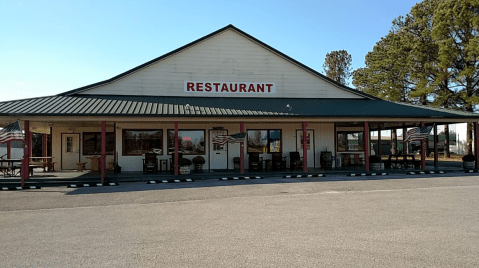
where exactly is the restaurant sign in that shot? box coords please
[184,81,276,94]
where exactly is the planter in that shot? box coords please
[195,164,203,171]
[179,166,190,175]
[370,163,381,171]
[320,152,333,168]
[463,161,475,169]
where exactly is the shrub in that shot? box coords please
[192,156,205,165]
[179,158,192,166]
[462,154,475,162]
[369,155,381,163]
[233,157,241,163]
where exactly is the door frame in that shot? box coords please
[295,129,315,168]
[208,129,229,170]
[61,133,81,170]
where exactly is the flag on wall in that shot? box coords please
[0,121,24,143]
[403,125,433,143]
[212,132,247,145]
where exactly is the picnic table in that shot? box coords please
[385,154,420,169]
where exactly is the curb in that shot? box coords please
[1,186,41,191]
[407,171,446,175]
[283,174,325,178]
[67,182,119,188]
[147,179,195,184]
[219,176,263,181]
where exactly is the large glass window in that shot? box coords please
[247,130,281,153]
[167,130,205,155]
[337,131,364,152]
[83,132,115,155]
[122,130,162,156]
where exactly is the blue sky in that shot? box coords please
[0,0,422,101]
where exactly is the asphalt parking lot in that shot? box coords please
[1,173,478,267]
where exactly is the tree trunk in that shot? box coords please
[391,129,397,155]
[444,124,450,158]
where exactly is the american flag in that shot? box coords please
[212,132,247,145]
[403,125,433,143]
[0,121,23,143]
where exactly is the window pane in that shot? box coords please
[123,130,162,155]
[167,130,205,155]
[337,133,346,151]
[247,130,268,153]
[83,132,115,155]
[66,137,73,152]
[269,130,281,152]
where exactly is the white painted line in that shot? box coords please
[307,175,312,177]
[149,181,156,184]
[2,187,8,190]
[439,171,445,174]
[420,172,425,174]
[221,178,227,180]
[16,187,22,190]
[244,177,250,179]
[351,174,356,176]
[162,180,168,183]
[233,177,239,180]
[84,184,90,187]
[371,173,376,176]
[174,180,180,183]
[109,183,116,186]
[296,175,302,178]
[69,185,77,188]
[96,183,103,186]
[361,173,366,176]
[382,173,387,175]
[286,175,291,178]
[186,179,192,182]
[255,176,261,179]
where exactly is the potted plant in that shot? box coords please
[179,158,192,175]
[369,155,381,171]
[462,154,475,169]
[233,157,241,170]
[192,156,205,171]
[320,147,332,168]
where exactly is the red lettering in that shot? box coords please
[187,82,195,91]
[266,84,273,92]
[239,84,247,92]
[196,83,203,92]
[231,84,237,92]
[205,83,212,92]
[248,84,256,92]
[257,84,264,92]
[221,83,229,92]
[213,83,220,92]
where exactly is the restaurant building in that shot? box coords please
[1,25,478,184]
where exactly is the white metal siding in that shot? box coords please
[81,30,363,99]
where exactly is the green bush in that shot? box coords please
[369,155,381,163]
[462,154,475,162]
[192,156,205,164]
[179,158,192,166]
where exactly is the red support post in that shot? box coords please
[421,122,426,170]
[21,120,30,186]
[364,121,370,171]
[101,121,106,184]
[240,122,245,174]
[7,141,11,159]
[174,121,179,176]
[302,121,308,173]
[434,125,438,167]
[43,134,47,158]
[475,122,479,169]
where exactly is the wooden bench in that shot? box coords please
[29,163,43,176]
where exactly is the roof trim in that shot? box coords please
[57,24,378,100]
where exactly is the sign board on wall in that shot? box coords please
[184,81,276,94]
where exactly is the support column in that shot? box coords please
[421,122,426,170]
[240,122,245,174]
[403,126,408,155]
[377,125,382,159]
[475,122,479,169]
[302,121,308,173]
[7,141,11,159]
[434,125,438,167]
[101,121,106,184]
[43,134,47,158]
[21,120,30,186]
[174,121,179,176]
[364,121,370,171]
